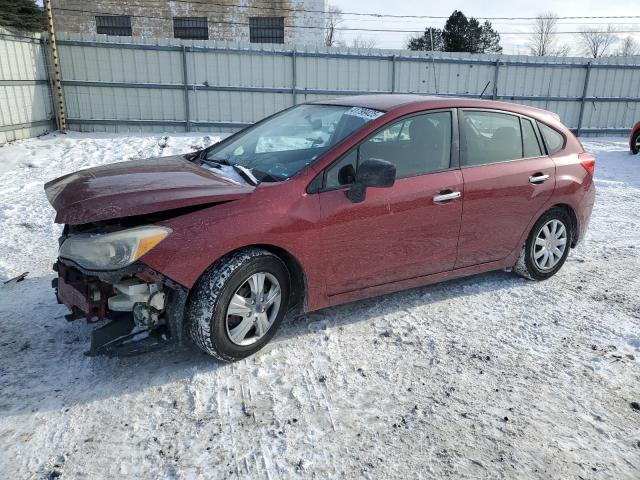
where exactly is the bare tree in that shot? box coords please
[578,25,618,58]
[528,12,556,56]
[615,36,640,56]
[348,36,377,49]
[528,13,571,56]
[325,5,343,47]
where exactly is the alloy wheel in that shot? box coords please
[225,272,282,346]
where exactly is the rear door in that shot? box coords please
[455,109,555,269]
[317,110,463,295]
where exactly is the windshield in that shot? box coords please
[204,104,384,182]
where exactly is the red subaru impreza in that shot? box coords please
[45,95,595,361]
[630,121,640,154]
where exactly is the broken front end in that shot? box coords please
[53,224,188,356]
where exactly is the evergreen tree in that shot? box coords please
[480,20,502,53]
[407,27,444,51]
[442,10,502,54]
[0,0,45,33]
[442,10,469,52]
[466,17,483,53]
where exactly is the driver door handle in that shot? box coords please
[529,173,550,184]
[433,191,461,203]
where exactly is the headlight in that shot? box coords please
[59,225,172,271]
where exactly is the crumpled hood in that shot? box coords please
[44,155,255,225]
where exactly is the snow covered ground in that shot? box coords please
[0,133,639,479]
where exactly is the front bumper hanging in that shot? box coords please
[53,260,188,356]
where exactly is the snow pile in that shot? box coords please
[0,134,639,478]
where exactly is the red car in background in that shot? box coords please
[45,95,596,361]
[630,121,640,154]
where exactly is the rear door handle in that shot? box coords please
[529,174,549,184]
[433,191,461,203]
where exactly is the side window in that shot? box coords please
[461,110,523,166]
[368,121,404,143]
[323,111,452,189]
[521,118,543,158]
[538,122,565,154]
[359,111,452,179]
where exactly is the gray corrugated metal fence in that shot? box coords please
[0,29,55,143]
[2,31,640,144]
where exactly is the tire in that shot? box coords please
[187,248,290,361]
[632,131,640,155]
[513,208,573,281]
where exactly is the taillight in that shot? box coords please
[579,153,595,176]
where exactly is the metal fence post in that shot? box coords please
[576,61,592,138]
[492,59,500,99]
[181,45,191,132]
[292,49,297,105]
[40,36,57,132]
[44,0,66,133]
[391,55,397,93]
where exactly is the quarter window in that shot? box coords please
[324,111,452,189]
[538,122,565,154]
[325,150,357,189]
[521,118,543,158]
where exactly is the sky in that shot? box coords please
[330,0,639,54]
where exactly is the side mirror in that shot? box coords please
[347,158,396,203]
[337,164,356,185]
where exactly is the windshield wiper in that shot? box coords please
[183,151,201,161]
[231,164,258,186]
[201,155,230,167]
[201,156,258,186]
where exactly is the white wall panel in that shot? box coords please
[0,29,53,143]
[2,30,639,144]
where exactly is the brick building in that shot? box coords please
[50,0,327,45]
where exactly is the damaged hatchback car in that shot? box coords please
[46,95,595,361]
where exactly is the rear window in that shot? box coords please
[538,122,565,154]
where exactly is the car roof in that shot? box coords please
[313,94,559,122]
[313,94,439,111]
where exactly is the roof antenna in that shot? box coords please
[479,81,491,98]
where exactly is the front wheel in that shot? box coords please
[187,248,290,361]
[514,208,573,281]
[632,131,640,155]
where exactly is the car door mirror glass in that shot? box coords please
[347,158,396,203]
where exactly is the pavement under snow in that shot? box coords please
[0,133,639,479]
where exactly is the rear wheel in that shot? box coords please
[187,248,290,361]
[632,131,640,155]
[514,208,573,281]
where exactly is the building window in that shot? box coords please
[173,17,209,40]
[249,17,285,44]
[95,16,132,36]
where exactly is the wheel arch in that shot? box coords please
[507,202,580,267]
[550,203,579,247]
[190,243,308,316]
[251,244,307,315]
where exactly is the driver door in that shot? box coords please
[317,110,463,296]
